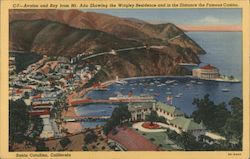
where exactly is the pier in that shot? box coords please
[69,99,156,106]
[63,115,111,122]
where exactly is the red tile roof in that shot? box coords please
[108,127,158,151]
[15,89,23,94]
[29,109,50,116]
[200,64,217,70]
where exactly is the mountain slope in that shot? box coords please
[9,20,200,80]
[10,20,140,57]
[9,9,205,55]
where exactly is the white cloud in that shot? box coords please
[195,16,224,25]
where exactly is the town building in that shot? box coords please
[40,115,61,139]
[169,117,206,140]
[128,102,184,121]
[9,56,16,77]
[155,102,184,120]
[128,102,153,121]
[128,102,205,139]
[192,64,220,80]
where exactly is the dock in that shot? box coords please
[63,115,110,122]
[69,99,156,106]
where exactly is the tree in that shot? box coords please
[103,119,116,135]
[59,137,71,149]
[84,131,97,144]
[103,105,131,135]
[9,99,30,145]
[192,94,230,133]
[223,97,243,150]
[36,140,49,151]
[110,105,131,125]
[30,116,43,138]
[181,132,202,151]
[146,110,158,125]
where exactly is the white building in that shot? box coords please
[192,64,220,80]
[128,102,205,139]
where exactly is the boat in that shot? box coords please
[174,83,178,86]
[186,83,191,87]
[175,93,183,98]
[149,89,154,92]
[154,93,160,96]
[190,80,196,83]
[154,81,160,84]
[197,81,203,85]
[221,88,230,92]
[150,82,154,85]
[166,92,172,95]
[165,80,176,84]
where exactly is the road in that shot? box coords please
[79,33,184,61]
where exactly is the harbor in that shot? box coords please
[75,76,242,128]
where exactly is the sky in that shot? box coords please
[81,9,242,26]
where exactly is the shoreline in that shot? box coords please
[70,75,241,102]
[61,107,83,134]
[111,75,241,84]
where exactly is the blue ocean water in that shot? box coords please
[77,32,243,127]
[187,32,242,80]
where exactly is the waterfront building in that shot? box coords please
[192,64,220,80]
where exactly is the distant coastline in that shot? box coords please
[179,25,242,32]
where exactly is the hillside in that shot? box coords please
[9,9,205,55]
[9,9,206,80]
[10,20,142,57]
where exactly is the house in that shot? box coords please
[128,102,205,139]
[192,64,220,80]
[128,102,153,121]
[128,102,184,121]
[169,117,206,140]
[155,102,184,120]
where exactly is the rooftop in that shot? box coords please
[200,64,218,70]
[128,102,153,111]
[170,117,205,131]
[156,102,184,115]
[108,127,158,151]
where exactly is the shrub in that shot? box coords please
[84,131,97,144]
[59,137,71,148]
[150,138,155,141]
